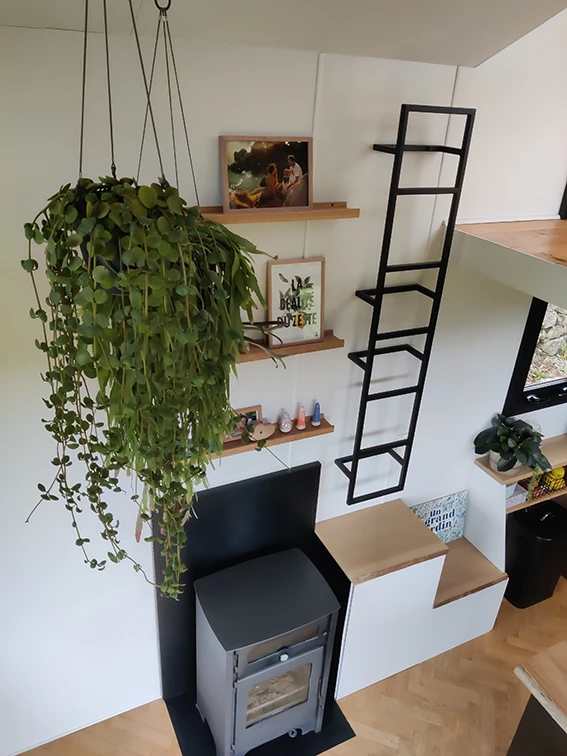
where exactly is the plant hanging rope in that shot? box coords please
[22,0,275,598]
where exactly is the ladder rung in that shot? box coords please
[397,187,459,196]
[336,439,408,469]
[375,327,429,341]
[386,261,442,272]
[349,344,423,368]
[355,289,377,305]
[389,448,405,465]
[406,345,424,361]
[383,284,436,298]
[356,284,436,303]
[351,484,404,506]
[405,104,476,116]
[348,352,367,370]
[334,457,352,480]
[359,439,408,460]
[373,144,462,156]
[367,385,419,402]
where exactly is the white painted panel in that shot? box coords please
[337,557,445,699]
[400,264,532,508]
[338,568,506,699]
[452,9,567,222]
[425,580,507,658]
[465,469,507,571]
[453,230,567,311]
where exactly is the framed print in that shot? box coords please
[224,405,262,443]
[267,258,325,348]
[220,136,313,214]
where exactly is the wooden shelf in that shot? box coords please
[315,498,448,585]
[215,415,333,458]
[506,488,567,514]
[239,329,344,363]
[433,537,507,608]
[475,434,567,486]
[201,202,360,225]
[515,641,567,733]
[456,220,567,269]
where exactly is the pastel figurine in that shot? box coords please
[296,405,306,431]
[279,411,293,434]
[311,402,321,427]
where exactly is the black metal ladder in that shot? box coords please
[335,103,476,506]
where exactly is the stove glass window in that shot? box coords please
[246,663,312,727]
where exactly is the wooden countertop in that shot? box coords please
[315,498,447,585]
[433,537,507,608]
[456,220,567,269]
[515,641,567,734]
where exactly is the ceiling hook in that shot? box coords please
[154,0,172,13]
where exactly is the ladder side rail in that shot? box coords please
[398,110,476,489]
[346,104,410,504]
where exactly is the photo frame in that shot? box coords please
[220,136,313,214]
[223,405,263,443]
[267,257,325,348]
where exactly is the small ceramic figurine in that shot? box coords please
[311,402,321,427]
[296,405,306,431]
[279,411,293,434]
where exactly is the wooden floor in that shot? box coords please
[25,579,567,756]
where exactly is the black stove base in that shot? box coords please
[166,693,354,756]
[155,463,355,755]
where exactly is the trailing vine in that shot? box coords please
[23,176,269,598]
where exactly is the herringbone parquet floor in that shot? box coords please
[25,579,567,756]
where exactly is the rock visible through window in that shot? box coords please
[526,304,567,387]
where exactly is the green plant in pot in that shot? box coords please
[473,414,551,474]
[23,176,271,598]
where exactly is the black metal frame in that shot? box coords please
[503,297,567,416]
[335,103,476,506]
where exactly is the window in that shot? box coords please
[503,298,567,415]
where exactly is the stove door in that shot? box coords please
[233,645,324,756]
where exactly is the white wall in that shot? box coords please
[453,8,567,222]
[2,8,567,755]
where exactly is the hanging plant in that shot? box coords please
[23,176,270,598]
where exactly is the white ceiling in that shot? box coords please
[2,0,567,67]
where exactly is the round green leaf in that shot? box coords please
[138,185,157,209]
[21,258,39,273]
[65,233,83,248]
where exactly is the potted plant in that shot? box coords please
[22,176,273,599]
[473,414,551,474]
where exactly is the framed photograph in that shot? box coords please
[267,258,325,348]
[220,136,313,214]
[224,405,262,443]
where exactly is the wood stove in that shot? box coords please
[194,549,340,756]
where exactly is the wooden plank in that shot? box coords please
[515,641,567,734]
[214,415,334,458]
[456,220,567,269]
[201,201,360,225]
[315,498,448,585]
[433,537,507,609]
[506,488,567,514]
[239,330,344,363]
[475,434,567,486]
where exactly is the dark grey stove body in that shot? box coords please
[194,549,340,756]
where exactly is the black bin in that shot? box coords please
[505,500,567,608]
